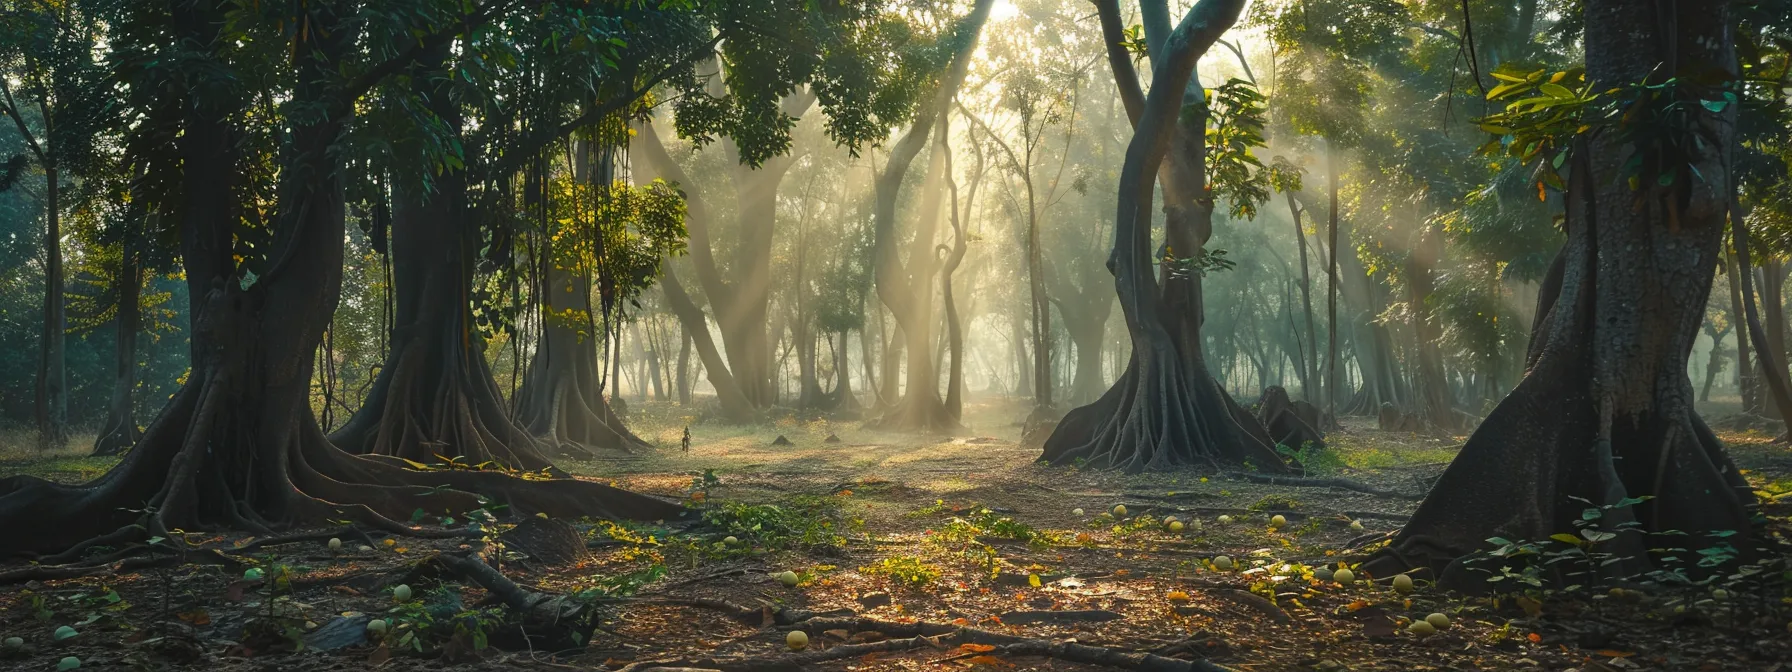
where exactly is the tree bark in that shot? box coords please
[1726,251,1758,411]
[1364,0,1753,586]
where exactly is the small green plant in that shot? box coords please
[1276,442,1346,476]
[700,495,849,553]
[860,555,940,588]
[1248,493,1303,512]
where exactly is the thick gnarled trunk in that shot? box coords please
[1042,0,1288,473]
[1365,0,1751,586]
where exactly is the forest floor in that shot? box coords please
[1,397,1789,671]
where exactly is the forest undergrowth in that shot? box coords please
[0,398,1787,672]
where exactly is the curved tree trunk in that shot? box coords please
[1365,0,1752,585]
[867,0,994,433]
[1,0,680,559]
[93,253,144,457]
[1042,0,1287,473]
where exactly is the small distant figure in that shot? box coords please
[681,426,691,455]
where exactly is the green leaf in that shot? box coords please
[1549,533,1585,546]
[1701,99,1729,112]
[1540,83,1576,99]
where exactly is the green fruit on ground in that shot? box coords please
[1169,521,1185,532]
[1270,514,1287,527]
[1213,556,1234,570]
[393,584,413,602]
[1425,613,1450,629]
[780,571,800,587]
[1407,620,1436,636]
[327,537,342,551]
[3,636,22,648]
[53,626,76,641]
[1112,505,1128,517]
[1333,568,1355,584]
[787,630,809,651]
[58,657,81,671]
[1393,574,1415,593]
[367,619,389,636]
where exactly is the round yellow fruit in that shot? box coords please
[787,630,809,651]
[1333,568,1355,584]
[1213,555,1234,571]
[1270,514,1287,528]
[1393,574,1415,593]
[1072,508,1084,516]
[328,537,342,551]
[1425,613,1450,629]
[1112,504,1128,517]
[779,571,800,587]
[1407,620,1436,636]
[1169,521,1185,532]
[723,535,739,546]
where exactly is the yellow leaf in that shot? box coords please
[1028,574,1042,588]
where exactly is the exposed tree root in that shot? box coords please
[1043,348,1290,473]
[0,548,243,586]
[1221,472,1423,500]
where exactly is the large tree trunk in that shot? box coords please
[1364,0,1752,586]
[93,254,144,457]
[35,164,67,450]
[329,50,558,469]
[0,0,679,559]
[513,263,650,452]
[1042,0,1287,473]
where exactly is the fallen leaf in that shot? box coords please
[962,655,1013,667]
[1527,633,1542,643]
[176,609,210,626]
[958,644,997,653]
[1597,650,1636,658]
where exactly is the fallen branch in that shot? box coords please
[432,551,587,623]
[220,526,381,554]
[1221,472,1423,500]
[0,548,241,585]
